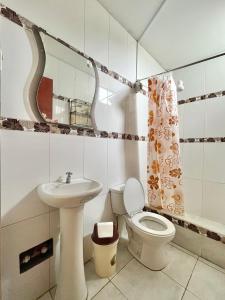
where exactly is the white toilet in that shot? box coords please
[110,177,176,271]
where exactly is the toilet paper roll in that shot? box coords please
[97,222,113,238]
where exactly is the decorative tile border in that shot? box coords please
[178,89,225,105]
[0,117,147,141]
[138,88,147,96]
[0,4,134,89]
[0,5,22,26]
[180,137,225,143]
[144,206,225,244]
[138,86,225,105]
[2,117,225,144]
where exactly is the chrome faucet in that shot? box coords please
[65,172,73,184]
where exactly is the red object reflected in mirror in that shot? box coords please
[37,77,53,119]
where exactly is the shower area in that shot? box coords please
[138,54,225,268]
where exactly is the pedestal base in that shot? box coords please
[55,206,87,300]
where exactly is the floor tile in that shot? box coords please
[199,257,225,274]
[188,260,225,300]
[37,292,52,300]
[85,260,109,300]
[162,244,197,287]
[50,286,56,299]
[112,259,184,300]
[182,290,200,300]
[110,238,133,279]
[170,242,198,258]
[92,282,126,300]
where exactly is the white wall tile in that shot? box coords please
[205,56,225,94]
[84,137,108,194]
[1,214,50,300]
[98,71,110,92]
[173,64,204,101]
[203,143,225,183]
[125,92,138,135]
[136,93,148,137]
[183,101,205,138]
[109,17,127,78]
[202,181,225,225]
[94,72,110,131]
[108,139,126,187]
[107,89,129,134]
[183,178,202,216]
[94,97,109,132]
[49,134,84,181]
[137,44,164,81]
[0,17,32,120]
[99,74,132,133]
[178,105,184,138]
[107,74,130,95]
[2,0,85,51]
[138,141,148,201]
[126,35,137,82]
[85,0,109,66]
[205,98,225,137]
[179,143,184,168]
[1,131,49,227]
[183,144,203,179]
[173,225,202,256]
[124,140,140,179]
[201,236,225,269]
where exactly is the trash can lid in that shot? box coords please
[91,223,119,245]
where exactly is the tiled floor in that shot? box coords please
[38,239,225,300]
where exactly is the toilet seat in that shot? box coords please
[123,178,175,237]
[131,212,175,237]
[123,177,145,216]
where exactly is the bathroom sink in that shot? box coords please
[37,178,103,208]
[37,177,103,300]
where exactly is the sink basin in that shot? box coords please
[37,178,103,208]
[37,177,103,300]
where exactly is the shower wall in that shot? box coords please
[173,56,225,226]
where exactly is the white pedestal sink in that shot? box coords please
[37,178,103,300]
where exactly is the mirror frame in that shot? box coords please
[32,26,99,130]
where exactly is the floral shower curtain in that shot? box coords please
[147,74,184,216]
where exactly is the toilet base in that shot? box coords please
[125,222,173,271]
[127,243,170,271]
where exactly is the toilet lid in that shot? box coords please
[124,178,145,216]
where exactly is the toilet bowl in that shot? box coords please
[110,178,175,271]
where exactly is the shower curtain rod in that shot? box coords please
[139,50,225,81]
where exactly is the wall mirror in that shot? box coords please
[0,11,99,130]
[36,31,98,128]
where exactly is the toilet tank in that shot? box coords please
[110,184,127,215]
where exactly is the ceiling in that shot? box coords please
[98,0,225,71]
[98,0,165,40]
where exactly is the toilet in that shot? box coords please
[110,177,176,271]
